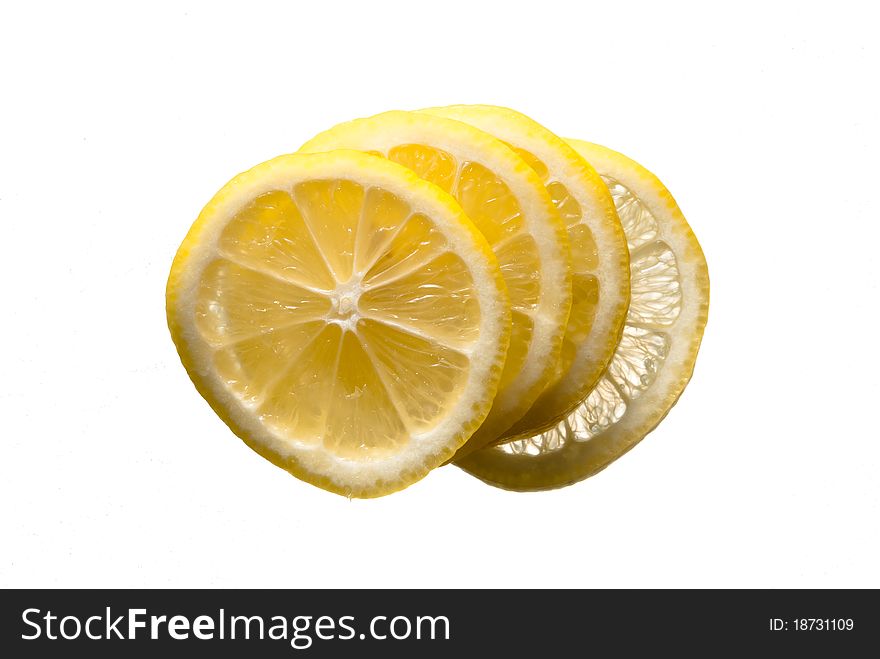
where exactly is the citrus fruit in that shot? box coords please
[300,111,572,451]
[422,105,630,445]
[166,150,510,497]
[458,141,709,490]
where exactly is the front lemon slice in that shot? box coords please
[166,151,510,497]
[300,111,572,453]
[458,142,709,491]
[423,105,630,444]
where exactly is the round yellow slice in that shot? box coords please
[166,150,510,498]
[423,105,630,446]
[300,111,572,452]
[458,141,709,491]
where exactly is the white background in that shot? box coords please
[2,1,878,588]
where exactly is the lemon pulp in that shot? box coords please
[168,151,510,496]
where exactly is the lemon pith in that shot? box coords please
[167,150,510,497]
[458,141,709,491]
[422,105,630,445]
[299,111,572,452]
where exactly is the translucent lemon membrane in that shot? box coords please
[498,175,681,455]
[194,181,482,460]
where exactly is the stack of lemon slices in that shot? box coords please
[167,106,709,498]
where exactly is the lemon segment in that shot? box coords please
[422,105,630,443]
[167,150,510,497]
[458,141,709,491]
[300,112,572,452]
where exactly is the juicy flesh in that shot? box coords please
[509,147,599,384]
[195,181,480,459]
[385,144,539,393]
[500,176,682,456]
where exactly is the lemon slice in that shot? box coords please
[423,105,630,444]
[300,111,572,451]
[166,151,510,497]
[458,141,709,491]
